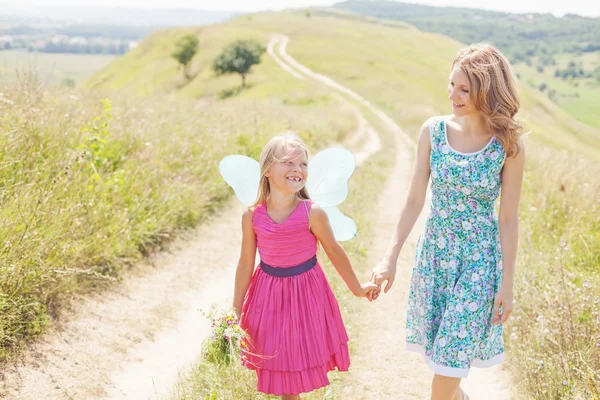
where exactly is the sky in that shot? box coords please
[3,0,599,17]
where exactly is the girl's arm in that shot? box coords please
[372,121,432,293]
[310,205,378,298]
[233,209,257,319]
[493,142,525,325]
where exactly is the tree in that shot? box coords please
[171,34,199,79]
[212,40,265,87]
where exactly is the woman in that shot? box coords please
[371,43,525,400]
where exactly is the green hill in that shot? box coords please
[89,10,600,160]
[89,11,600,399]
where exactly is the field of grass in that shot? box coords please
[515,51,600,130]
[0,49,116,87]
[2,8,598,399]
[0,59,355,361]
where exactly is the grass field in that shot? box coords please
[0,50,117,87]
[2,8,598,399]
[514,51,600,130]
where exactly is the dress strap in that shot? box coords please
[303,200,311,229]
[428,116,444,147]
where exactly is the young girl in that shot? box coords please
[234,133,378,399]
[371,43,525,400]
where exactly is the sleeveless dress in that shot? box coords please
[240,199,350,395]
[406,116,506,378]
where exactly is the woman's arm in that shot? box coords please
[371,121,432,293]
[310,205,378,298]
[233,209,257,319]
[493,142,525,324]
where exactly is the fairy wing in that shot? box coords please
[219,155,260,207]
[306,148,357,241]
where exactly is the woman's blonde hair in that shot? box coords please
[253,131,311,207]
[452,43,523,157]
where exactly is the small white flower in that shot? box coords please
[448,260,457,269]
[471,272,480,282]
[497,260,503,270]
[458,351,467,361]
[455,304,463,313]
[441,260,449,269]
[458,330,467,339]
[462,221,472,230]
[468,302,478,312]
[438,337,447,347]
[477,215,485,222]
[480,178,489,187]
[442,145,450,154]
[490,151,500,160]
[432,170,439,179]
[437,236,446,249]
[457,203,466,212]
[439,210,448,218]
[473,253,481,262]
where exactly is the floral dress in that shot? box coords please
[406,116,506,378]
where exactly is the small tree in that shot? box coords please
[171,34,199,79]
[212,40,265,87]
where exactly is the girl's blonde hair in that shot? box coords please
[452,43,523,157]
[253,132,311,207]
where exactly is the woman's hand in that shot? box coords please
[370,259,397,300]
[492,285,513,325]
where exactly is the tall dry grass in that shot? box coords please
[0,75,353,361]
[507,146,600,399]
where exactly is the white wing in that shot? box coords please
[306,148,357,241]
[219,155,260,207]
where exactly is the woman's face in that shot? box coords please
[448,65,477,117]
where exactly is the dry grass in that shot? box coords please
[0,73,354,361]
[506,147,600,399]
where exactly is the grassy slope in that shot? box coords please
[0,15,360,361]
[89,10,600,399]
[515,52,600,129]
[90,10,600,160]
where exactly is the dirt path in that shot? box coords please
[269,34,515,399]
[0,33,514,400]
[0,37,380,400]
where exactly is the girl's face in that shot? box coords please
[448,65,477,117]
[266,146,308,195]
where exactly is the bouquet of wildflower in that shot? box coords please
[201,305,249,366]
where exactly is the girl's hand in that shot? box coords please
[353,282,380,300]
[233,304,242,322]
[492,285,513,325]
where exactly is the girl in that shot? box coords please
[371,43,525,400]
[234,132,378,399]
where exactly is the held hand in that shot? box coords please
[353,282,380,301]
[492,285,513,325]
[370,259,397,301]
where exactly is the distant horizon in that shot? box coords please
[1,0,599,18]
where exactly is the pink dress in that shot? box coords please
[240,199,350,395]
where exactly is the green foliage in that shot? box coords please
[201,307,247,366]
[335,0,599,62]
[212,40,265,87]
[171,34,199,79]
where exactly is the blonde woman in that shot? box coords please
[371,44,525,400]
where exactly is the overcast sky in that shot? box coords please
[2,0,598,17]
